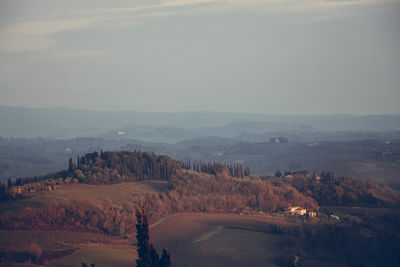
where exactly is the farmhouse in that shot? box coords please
[287,206,307,216]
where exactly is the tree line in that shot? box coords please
[181,161,250,178]
[0,151,182,200]
[283,171,400,207]
[72,150,180,183]
[1,151,253,200]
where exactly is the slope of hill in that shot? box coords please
[0,180,168,215]
[150,213,297,267]
[0,151,399,266]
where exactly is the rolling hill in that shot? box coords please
[0,151,399,266]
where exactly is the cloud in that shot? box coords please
[0,0,215,52]
[49,50,106,58]
[0,18,92,52]
[0,34,55,52]
[0,0,397,52]
[89,0,216,15]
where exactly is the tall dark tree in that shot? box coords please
[135,208,171,267]
[150,245,160,267]
[68,157,74,172]
[160,249,171,267]
[136,208,151,267]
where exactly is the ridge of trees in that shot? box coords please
[277,171,400,207]
[0,150,251,200]
[71,150,180,184]
[181,161,250,178]
[1,151,251,189]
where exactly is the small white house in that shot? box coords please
[287,206,307,216]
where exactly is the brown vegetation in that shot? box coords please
[281,171,400,207]
[1,150,399,267]
[140,170,319,222]
[0,200,137,235]
[0,167,319,237]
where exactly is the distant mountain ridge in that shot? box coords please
[1,105,399,142]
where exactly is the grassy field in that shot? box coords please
[52,247,136,267]
[150,213,297,267]
[0,212,298,267]
[323,205,400,218]
[1,182,302,267]
[0,230,127,252]
[0,180,168,214]
[0,230,136,267]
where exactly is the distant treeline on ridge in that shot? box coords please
[181,161,250,178]
[2,150,251,190]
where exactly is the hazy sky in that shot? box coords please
[0,0,399,114]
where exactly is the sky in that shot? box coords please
[0,0,399,115]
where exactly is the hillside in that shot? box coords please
[0,181,168,215]
[0,151,399,266]
[150,213,298,267]
[2,137,400,192]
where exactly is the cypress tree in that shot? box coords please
[160,249,171,267]
[135,208,172,267]
[136,208,151,267]
[150,245,160,267]
[68,157,74,172]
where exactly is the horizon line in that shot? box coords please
[1,104,399,117]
